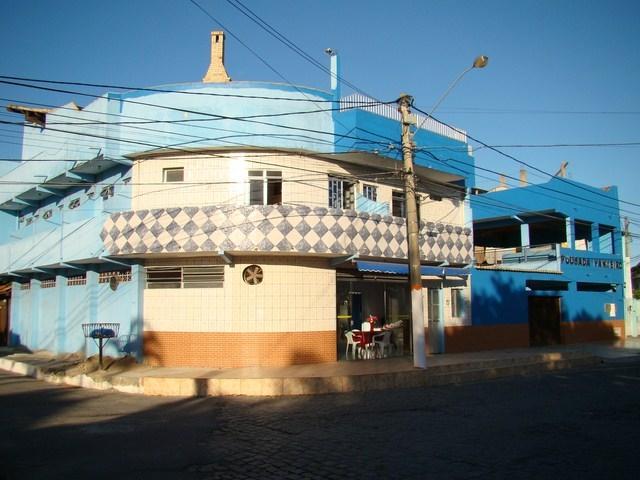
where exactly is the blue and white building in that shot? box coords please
[0,32,476,367]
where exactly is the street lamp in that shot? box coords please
[417,55,489,130]
[398,55,488,369]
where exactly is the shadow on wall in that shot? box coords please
[141,331,162,366]
[562,308,619,344]
[457,274,620,353]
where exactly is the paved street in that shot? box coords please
[1,360,640,480]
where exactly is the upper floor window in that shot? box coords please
[362,184,377,202]
[163,167,184,183]
[249,170,282,205]
[392,190,405,218]
[146,265,224,289]
[599,225,615,254]
[328,176,355,209]
[574,220,593,251]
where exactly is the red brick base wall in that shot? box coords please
[143,331,336,368]
[442,320,625,353]
[561,319,624,344]
[443,324,530,353]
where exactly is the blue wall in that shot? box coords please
[9,266,143,359]
[472,176,624,329]
[472,268,624,327]
[472,177,620,229]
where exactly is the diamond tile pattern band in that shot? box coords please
[101,205,473,264]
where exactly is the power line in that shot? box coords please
[415,149,640,224]
[222,0,376,99]
[0,79,398,148]
[440,106,640,115]
[412,104,640,210]
[475,142,640,149]
[0,97,344,151]
[0,74,366,103]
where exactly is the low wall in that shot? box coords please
[143,331,336,368]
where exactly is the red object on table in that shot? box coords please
[353,328,383,349]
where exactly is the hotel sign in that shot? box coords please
[560,255,622,269]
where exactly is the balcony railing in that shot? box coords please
[475,244,561,272]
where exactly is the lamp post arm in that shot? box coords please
[416,65,473,131]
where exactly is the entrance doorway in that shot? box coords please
[528,296,562,346]
[427,288,444,353]
[336,279,410,359]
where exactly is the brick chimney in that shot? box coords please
[203,31,231,83]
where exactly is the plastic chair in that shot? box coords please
[373,330,393,358]
[344,331,360,359]
[359,322,375,359]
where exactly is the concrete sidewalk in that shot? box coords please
[1,339,640,397]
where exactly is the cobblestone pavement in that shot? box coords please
[2,359,640,479]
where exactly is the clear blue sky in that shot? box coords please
[1,0,639,252]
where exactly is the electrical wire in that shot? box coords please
[412,104,640,210]
[0,79,396,147]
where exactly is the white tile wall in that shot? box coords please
[131,151,467,230]
[143,255,336,333]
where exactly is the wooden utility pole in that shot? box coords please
[398,94,426,369]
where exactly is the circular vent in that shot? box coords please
[242,265,264,285]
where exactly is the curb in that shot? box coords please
[0,357,143,394]
[141,353,599,397]
[0,351,600,397]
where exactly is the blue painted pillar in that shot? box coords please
[55,274,66,353]
[85,270,99,356]
[130,263,145,362]
[31,278,41,349]
[591,223,600,253]
[565,217,575,249]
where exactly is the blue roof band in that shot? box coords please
[355,261,470,277]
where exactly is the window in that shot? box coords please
[163,167,184,183]
[577,282,616,292]
[99,270,132,284]
[362,184,377,202]
[598,225,615,254]
[574,220,592,251]
[67,275,87,286]
[145,265,224,289]
[41,279,56,289]
[525,280,569,291]
[392,190,405,218]
[249,170,282,205]
[328,176,355,209]
[451,289,466,318]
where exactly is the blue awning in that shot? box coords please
[355,261,470,277]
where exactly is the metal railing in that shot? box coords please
[475,244,558,267]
